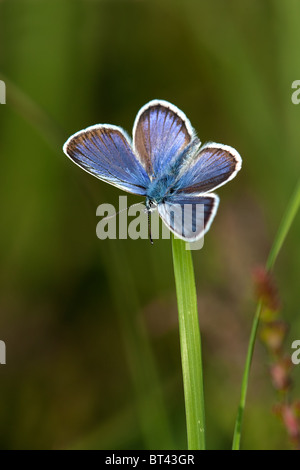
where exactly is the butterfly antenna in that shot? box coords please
[148,210,154,245]
[102,202,143,221]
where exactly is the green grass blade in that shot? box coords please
[172,236,206,450]
[232,178,300,450]
[266,178,300,271]
[232,301,263,450]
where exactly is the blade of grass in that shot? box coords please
[266,178,300,271]
[172,236,206,450]
[232,177,300,450]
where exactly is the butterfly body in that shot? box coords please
[63,100,242,242]
[146,173,176,205]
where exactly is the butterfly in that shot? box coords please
[63,99,242,242]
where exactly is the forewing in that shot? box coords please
[63,124,150,195]
[158,193,219,242]
[176,142,242,194]
[133,100,195,178]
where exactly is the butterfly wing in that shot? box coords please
[158,193,219,242]
[175,142,242,194]
[133,100,195,179]
[63,124,150,195]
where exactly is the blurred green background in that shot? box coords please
[0,0,300,450]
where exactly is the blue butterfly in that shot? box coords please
[63,100,242,242]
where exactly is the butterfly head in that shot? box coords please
[145,198,158,212]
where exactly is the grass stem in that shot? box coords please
[172,236,206,450]
[232,178,300,449]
